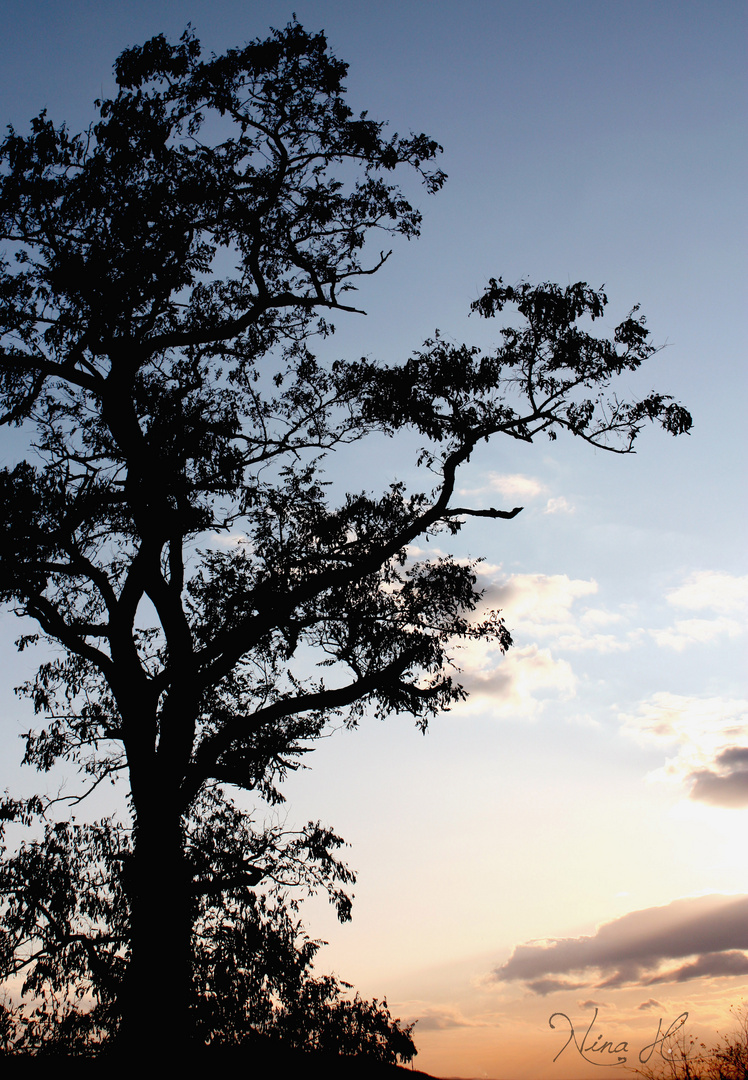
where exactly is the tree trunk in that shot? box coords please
[116,785,193,1061]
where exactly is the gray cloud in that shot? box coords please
[687,749,748,808]
[718,746,748,767]
[637,998,663,1011]
[644,950,748,985]
[414,1008,489,1031]
[492,895,748,993]
[525,977,588,997]
[414,1014,463,1032]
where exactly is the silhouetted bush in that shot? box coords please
[0,802,415,1063]
[633,1005,748,1080]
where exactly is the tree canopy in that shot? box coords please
[0,19,691,1057]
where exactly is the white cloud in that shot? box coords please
[475,571,644,659]
[471,559,505,579]
[544,496,574,514]
[456,642,577,719]
[620,693,748,752]
[448,571,639,718]
[644,571,748,651]
[482,573,598,633]
[650,617,743,651]
[407,558,633,654]
[458,472,547,499]
[666,571,748,615]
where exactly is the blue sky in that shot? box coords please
[0,3,745,1076]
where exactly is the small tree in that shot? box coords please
[0,19,691,1052]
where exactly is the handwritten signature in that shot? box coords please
[549,1008,689,1067]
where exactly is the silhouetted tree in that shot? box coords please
[0,19,691,1054]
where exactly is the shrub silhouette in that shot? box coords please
[0,803,415,1064]
[634,1005,748,1080]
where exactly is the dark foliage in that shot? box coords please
[0,801,415,1064]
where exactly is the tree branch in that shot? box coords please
[444,505,523,520]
